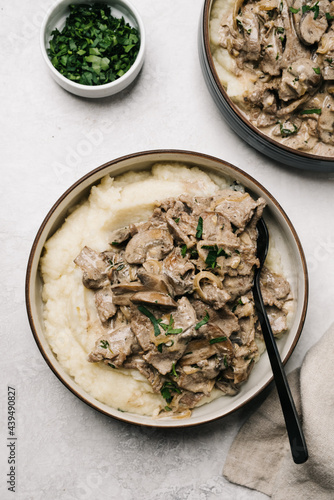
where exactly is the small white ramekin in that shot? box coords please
[40,0,145,98]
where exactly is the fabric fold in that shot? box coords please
[223,323,334,499]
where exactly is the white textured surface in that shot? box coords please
[1,0,334,499]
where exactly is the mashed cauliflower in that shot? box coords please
[41,163,233,416]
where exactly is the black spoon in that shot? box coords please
[253,217,308,464]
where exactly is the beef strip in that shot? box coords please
[123,355,165,392]
[162,247,195,296]
[94,285,117,323]
[74,246,109,289]
[88,325,138,366]
[260,266,291,308]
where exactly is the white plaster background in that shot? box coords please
[1,0,334,498]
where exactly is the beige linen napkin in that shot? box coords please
[223,322,334,499]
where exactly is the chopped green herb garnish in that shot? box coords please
[223,355,229,368]
[279,122,298,137]
[300,108,322,115]
[170,363,178,378]
[195,311,210,330]
[174,217,180,223]
[276,27,285,33]
[111,241,120,246]
[158,315,183,335]
[108,362,116,369]
[276,52,280,60]
[181,244,187,257]
[289,6,300,13]
[160,381,181,403]
[236,19,244,31]
[116,264,125,271]
[326,57,333,63]
[100,340,110,349]
[209,336,228,344]
[157,340,175,353]
[164,406,172,412]
[202,244,231,268]
[47,3,140,86]
[313,67,321,74]
[196,216,203,239]
[326,12,334,20]
[302,2,319,19]
[137,306,161,337]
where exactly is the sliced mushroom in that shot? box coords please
[130,291,177,308]
[111,281,146,295]
[299,10,328,46]
[124,229,174,264]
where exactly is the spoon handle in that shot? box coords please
[253,274,308,464]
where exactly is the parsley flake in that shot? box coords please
[209,337,228,344]
[195,311,210,330]
[196,216,203,239]
[300,108,322,115]
[137,306,161,337]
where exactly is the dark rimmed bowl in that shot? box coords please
[25,150,308,427]
[199,0,334,172]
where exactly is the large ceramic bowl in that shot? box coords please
[40,0,145,98]
[25,150,308,427]
[199,0,334,172]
